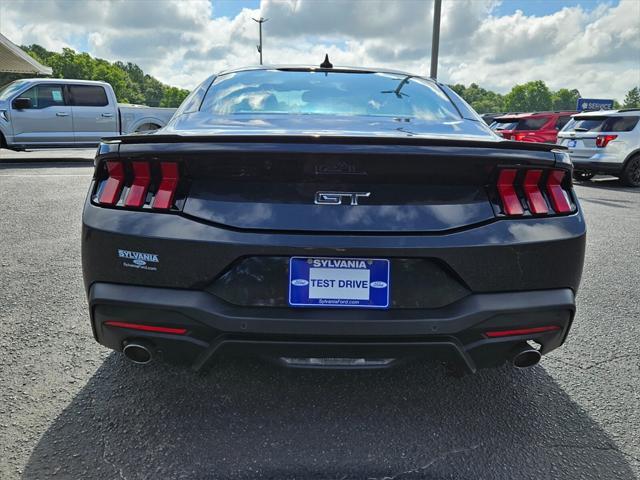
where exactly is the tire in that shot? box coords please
[573,170,595,182]
[620,155,640,187]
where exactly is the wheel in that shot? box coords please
[620,155,640,187]
[573,170,595,182]
[134,123,161,133]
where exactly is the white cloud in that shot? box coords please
[1,0,638,100]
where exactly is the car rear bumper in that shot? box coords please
[569,151,625,173]
[89,282,575,372]
[571,160,624,174]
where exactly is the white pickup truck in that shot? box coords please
[0,78,176,150]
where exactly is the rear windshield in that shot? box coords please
[490,120,517,131]
[199,69,461,121]
[490,117,549,131]
[562,116,639,133]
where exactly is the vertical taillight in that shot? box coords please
[124,161,151,208]
[495,168,574,216]
[152,162,180,210]
[497,169,523,216]
[96,160,182,210]
[546,170,572,213]
[523,170,548,215]
[98,161,125,205]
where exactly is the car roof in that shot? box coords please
[573,109,640,117]
[216,64,438,83]
[495,111,576,120]
[14,78,110,86]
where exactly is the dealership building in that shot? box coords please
[0,32,52,76]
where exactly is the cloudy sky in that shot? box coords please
[2,0,639,99]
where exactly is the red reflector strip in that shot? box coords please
[98,161,125,205]
[546,170,572,213]
[485,325,561,338]
[152,162,180,210]
[523,169,548,214]
[104,321,187,335]
[124,161,151,207]
[497,169,523,216]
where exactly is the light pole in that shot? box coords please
[430,0,442,79]
[252,17,268,65]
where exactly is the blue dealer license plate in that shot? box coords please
[289,257,390,308]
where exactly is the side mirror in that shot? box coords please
[13,97,32,110]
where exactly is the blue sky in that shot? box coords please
[210,0,620,19]
[492,0,618,16]
[213,0,261,18]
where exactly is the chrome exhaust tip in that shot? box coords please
[512,344,542,369]
[122,341,153,365]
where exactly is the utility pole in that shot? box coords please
[252,17,268,65]
[430,0,442,79]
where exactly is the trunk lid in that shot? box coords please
[117,132,560,233]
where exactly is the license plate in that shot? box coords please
[289,257,390,308]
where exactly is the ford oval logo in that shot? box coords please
[133,259,146,266]
[370,281,387,288]
[291,279,309,286]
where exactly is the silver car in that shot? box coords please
[557,109,640,186]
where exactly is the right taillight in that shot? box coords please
[97,161,125,206]
[494,168,575,216]
[523,169,549,214]
[595,134,617,148]
[95,160,184,211]
[123,161,151,208]
[546,169,572,213]
[497,169,523,216]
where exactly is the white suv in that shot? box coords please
[557,109,640,187]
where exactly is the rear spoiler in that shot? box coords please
[102,133,566,153]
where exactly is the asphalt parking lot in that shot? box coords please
[0,158,638,479]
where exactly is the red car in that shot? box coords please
[490,111,575,143]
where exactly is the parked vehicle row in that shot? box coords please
[489,109,640,187]
[0,78,176,150]
[490,111,575,143]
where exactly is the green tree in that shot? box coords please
[160,86,189,108]
[623,87,640,108]
[551,88,580,110]
[20,44,190,107]
[504,80,552,112]
[142,75,165,107]
[449,83,504,113]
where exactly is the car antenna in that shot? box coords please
[320,54,333,69]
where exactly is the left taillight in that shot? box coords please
[493,168,575,217]
[95,160,184,211]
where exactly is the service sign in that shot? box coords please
[577,98,614,111]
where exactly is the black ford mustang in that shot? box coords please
[81,65,586,373]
